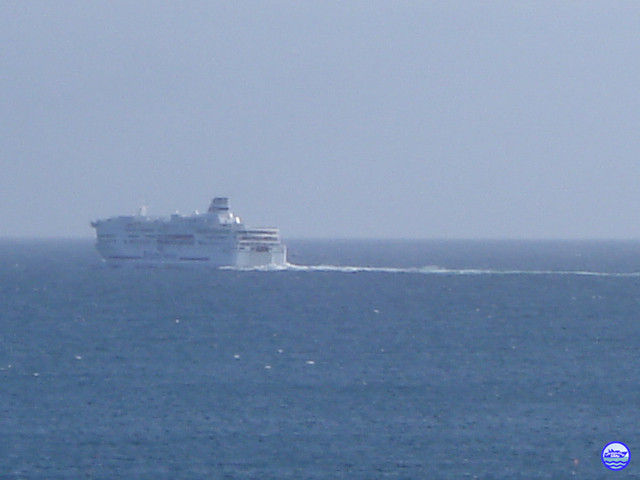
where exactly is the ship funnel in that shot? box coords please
[208,197,229,213]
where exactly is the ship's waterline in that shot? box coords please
[91,197,287,267]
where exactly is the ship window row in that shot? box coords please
[238,240,280,246]
[158,240,195,246]
[201,234,231,240]
[160,234,195,239]
[238,233,279,238]
[196,229,230,235]
[238,236,279,242]
[106,238,196,246]
[158,234,195,245]
[125,225,155,231]
[124,239,155,245]
[238,245,272,252]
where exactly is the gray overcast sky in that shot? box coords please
[2,1,640,239]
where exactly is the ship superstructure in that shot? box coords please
[91,197,287,267]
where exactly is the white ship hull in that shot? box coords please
[91,197,287,268]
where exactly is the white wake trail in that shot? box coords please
[221,262,640,277]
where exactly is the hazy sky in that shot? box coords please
[2,1,640,239]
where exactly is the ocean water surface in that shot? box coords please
[2,239,640,479]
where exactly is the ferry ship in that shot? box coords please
[604,449,629,459]
[91,197,287,267]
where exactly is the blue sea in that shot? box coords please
[2,239,640,479]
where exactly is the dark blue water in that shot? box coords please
[2,239,640,479]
